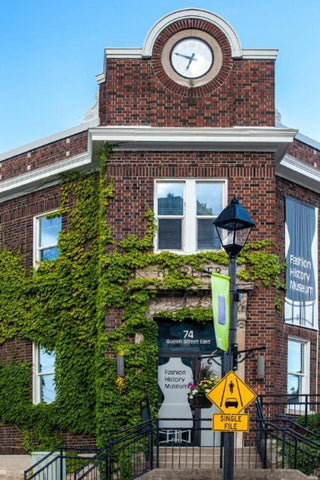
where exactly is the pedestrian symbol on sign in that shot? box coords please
[206,371,256,414]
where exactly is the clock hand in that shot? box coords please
[186,53,195,70]
[174,52,194,61]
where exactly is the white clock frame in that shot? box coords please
[170,37,213,79]
[161,29,223,88]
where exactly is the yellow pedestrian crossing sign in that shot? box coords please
[206,371,256,414]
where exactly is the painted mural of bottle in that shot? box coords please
[285,197,318,328]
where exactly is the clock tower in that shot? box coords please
[97,8,277,128]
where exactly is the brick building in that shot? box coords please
[0,8,319,453]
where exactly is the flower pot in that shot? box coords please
[189,393,212,409]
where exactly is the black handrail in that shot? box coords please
[256,394,320,475]
[24,447,98,480]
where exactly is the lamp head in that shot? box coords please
[213,196,255,257]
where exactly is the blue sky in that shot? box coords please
[0,0,319,154]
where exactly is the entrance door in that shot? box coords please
[157,320,220,446]
[157,354,221,445]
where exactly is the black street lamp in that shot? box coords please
[214,195,255,258]
[213,195,255,480]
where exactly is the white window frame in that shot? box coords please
[287,337,310,398]
[33,211,61,266]
[32,344,56,404]
[154,179,227,254]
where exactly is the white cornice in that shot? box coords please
[89,126,297,161]
[104,48,143,59]
[0,152,92,203]
[1,126,298,204]
[242,49,278,60]
[0,117,98,163]
[277,154,320,193]
[96,48,143,85]
[99,47,277,61]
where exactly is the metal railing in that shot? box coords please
[24,447,98,480]
[24,422,153,480]
[259,393,320,427]
[256,394,320,476]
[24,394,320,479]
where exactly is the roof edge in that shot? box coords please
[0,116,98,162]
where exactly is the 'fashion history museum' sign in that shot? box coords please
[285,196,318,328]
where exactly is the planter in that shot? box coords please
[189,394,212,409]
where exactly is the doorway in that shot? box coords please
[157,320,221,446]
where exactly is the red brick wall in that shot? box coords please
[0,148,279,391]
[0,185,61,271]
[105,150,276,244]
[104,149,279,395]
[1,131,88,181]
[288,139,320,167]
[244,285,283,395]
[99,57,275,128]
[0,340,31,454]
[0,339,32,365]
[0,422,97,454]
[59,432,96,449]
[0,422,27,454]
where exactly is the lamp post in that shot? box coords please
[213,195,255,480]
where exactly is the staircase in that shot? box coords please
[18,395,320,480]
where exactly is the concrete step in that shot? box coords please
[0,455,32,480]
[156,446,262,469]
[142,469,318,480]
[0,471,24,480]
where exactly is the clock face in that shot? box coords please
[170,37,214,79]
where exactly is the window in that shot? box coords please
[34,213,61,264]
[33,344,56,404]
[155,180,225,253]
[287,338,310,398]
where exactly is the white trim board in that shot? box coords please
[90,126,297,161]
[0,125,300,203]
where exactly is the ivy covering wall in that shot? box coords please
[0,145,285,451]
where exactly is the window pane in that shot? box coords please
[39,347,55,373]
[41,374,56,403]
[157,183,184,215]
[287,374,301,396]
[39,216,62,247]
[41,246,59,261]
[158,219,182,249]
[197,183,223,216]
[198,219,221,250]
[288,340,303,374]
